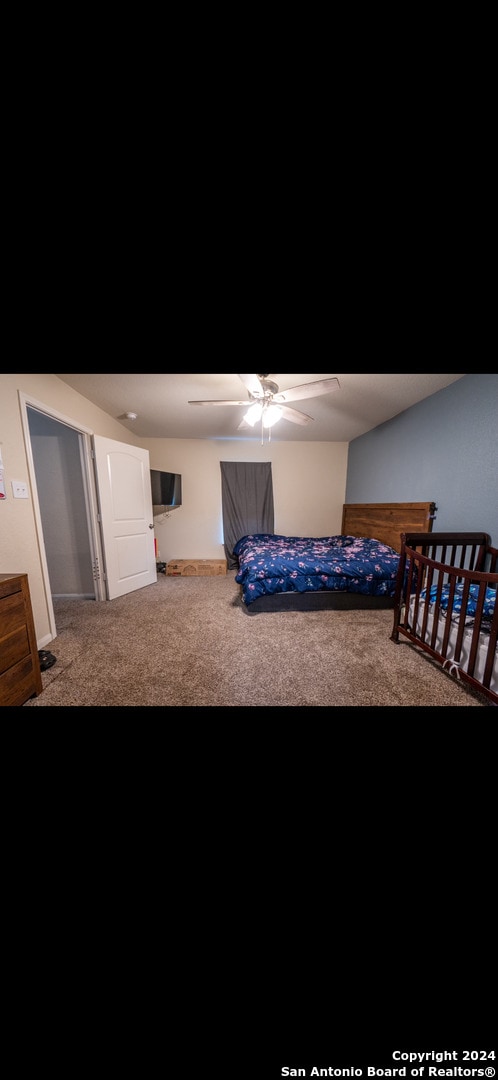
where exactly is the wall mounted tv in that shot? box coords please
[150,469,182,512]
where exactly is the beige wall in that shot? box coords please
[148,438,348,564]
[0,374,348,648]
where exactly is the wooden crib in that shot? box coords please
[391,532,498,706]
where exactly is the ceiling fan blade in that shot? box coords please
[273,377,340,404]
[279,405,314,425]
[188,400,249,407]
[237,373,263,396]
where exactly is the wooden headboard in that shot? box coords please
[341,502,436,553]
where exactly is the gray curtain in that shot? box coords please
[220,461,274,569]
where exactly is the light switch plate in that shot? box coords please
[12,481,29,499]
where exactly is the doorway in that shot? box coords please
[27,407,99,601]
[20,392,157,644]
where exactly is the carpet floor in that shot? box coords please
[23,572,491,708]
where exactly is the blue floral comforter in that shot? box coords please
[234,532,401,607]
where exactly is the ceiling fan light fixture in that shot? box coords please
[244,401,283,429]
[262,404,283,427]
[244,402,263,426]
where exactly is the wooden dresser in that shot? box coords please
[0,573,43,706]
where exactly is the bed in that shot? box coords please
[234,501,436,615]
[391,532,498,706]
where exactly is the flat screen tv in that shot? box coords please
[150,469,182,512]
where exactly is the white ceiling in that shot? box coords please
[53,373,467,443]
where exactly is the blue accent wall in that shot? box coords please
[345,373,498,544]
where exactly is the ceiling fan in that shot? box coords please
[188,374,340,429]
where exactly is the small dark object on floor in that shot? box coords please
[38,650,57,671]
[156,562,167,573]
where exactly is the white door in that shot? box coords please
[93,435,157,599]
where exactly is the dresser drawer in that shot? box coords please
[0,626,30,677]
[0,655,40,707]
[0,577,22,601]
[1,593,26,637]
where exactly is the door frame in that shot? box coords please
[19,391,106,641]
